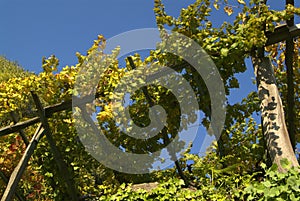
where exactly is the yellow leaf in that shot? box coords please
[213,2,220,10]
[224,6,233,16]
[237,0,246,5]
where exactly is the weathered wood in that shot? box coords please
[0,96,93,137]
[0,117,40,137]
[252,57,299,171]
[30,92,79,201]
[0,95,93,200]
[266,23,300,46]
[0,170,26,201]
[10,111,29,146]
[285,0,296,152]
[1,124,44,201]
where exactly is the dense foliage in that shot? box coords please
[97,159,300,201]
[0,56,31,83]
[0,0,299,200]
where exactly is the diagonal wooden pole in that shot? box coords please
[0,170,25,201]
[1,124,44,201]
[30,92,79,201]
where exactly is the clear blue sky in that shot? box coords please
[0,0,264,72]
[0,0,248,100]
[0,0,197,72]
[0,1,298,154]
[0,1,290,74]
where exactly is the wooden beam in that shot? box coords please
[1,124,44,201]
[266,24,300,46]
[0,117,39,137]
[0,95,93,137]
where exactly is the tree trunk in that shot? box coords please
[252,56,299,171]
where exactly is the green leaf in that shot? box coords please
[221,48,229,57]
[287,177,299,191]
[280,158,290,169]
[263,180,272,188]
[260,163,267,170]
[45,172,53,177]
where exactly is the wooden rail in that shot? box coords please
[266,23,300,46]
[0,95,93,137]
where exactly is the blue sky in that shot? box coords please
[0,0,254,72]
[0,1,291,73]
[0,1,298,155]
[0,0,196,72]
[0,0,252,101]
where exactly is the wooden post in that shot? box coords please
[285,0,296,151]
[30,92,79,201]
[1,124,44,201]
[10,111,29,146]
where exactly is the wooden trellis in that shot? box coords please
[1,1,300,200]
[0,93,93,201]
